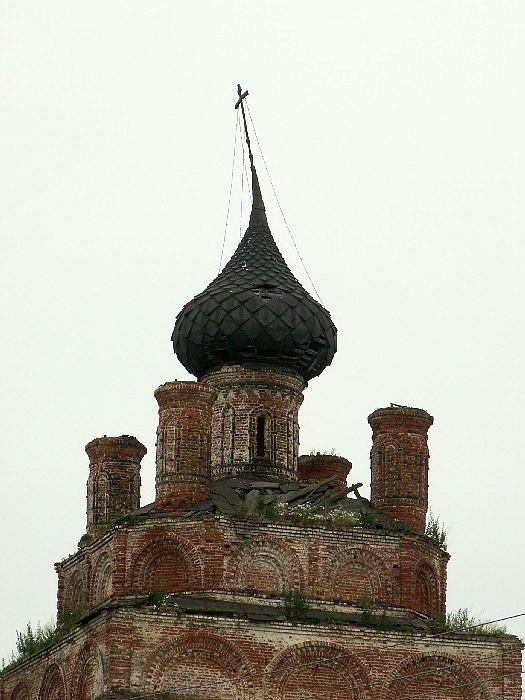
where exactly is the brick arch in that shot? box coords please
[286,409,297,468]
[63,569,86,609]
[38,663,67,700]
[91,552,112,603]
[225,538,304,594]
[323,546,392,604]
[84,559,94,603]
[266,640,371,700]
[385,653,487,700]
[10,682,30,700]
[72,641,105,700]
[144,632,255,699]
[414,561,438,617]
[131,535,203,594]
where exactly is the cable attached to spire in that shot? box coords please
[245,100,324,305]
[219,109,240,272]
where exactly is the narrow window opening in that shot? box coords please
[256,416,266,457]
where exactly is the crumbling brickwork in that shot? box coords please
[298,453,352,493]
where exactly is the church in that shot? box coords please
[1,89,522,700]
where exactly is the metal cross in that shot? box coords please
[235,83,254,166]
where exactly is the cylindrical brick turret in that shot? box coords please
[201,364,305,481]
[368,406,434,533]
[85,435,146,535]
[154,381,217,512]
[298,453,351,493]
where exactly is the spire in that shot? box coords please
[235,84,268,227]
[249,165,268,228]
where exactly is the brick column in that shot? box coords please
[298,453,351,492]
[154,381,217,512]
[85,435,146,535]
[368,406,433,533]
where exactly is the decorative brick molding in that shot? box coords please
[38,663,67,700]
[414,561,439,617]
[62,570,86,610]
[9,682,30,700]
[368,406,434,532]
[154,381,217,512]
[91,552,112,604]
[71,642,105,700]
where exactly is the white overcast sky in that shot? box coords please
[1,0,524,667]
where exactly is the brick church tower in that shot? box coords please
[1,88,522,700]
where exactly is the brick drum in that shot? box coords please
[368,407,434,533]
[85,436,146,537]
[201,365,305,482]
[154,381,217,512]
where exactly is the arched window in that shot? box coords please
[221,405,235,465]
[287,410,297,467]
[256,415,266,457]
[250,409,275,462]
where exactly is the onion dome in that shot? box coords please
[172,165,337,381]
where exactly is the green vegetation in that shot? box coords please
[425,511,448,550]
[147,590,168,608]
[360,603,410,632]
[356,510,377,528]
[391,518,407,531]
[283,590,310,619]
[1,605,91,670]
[441,608,507,636]
[238,492,380,530]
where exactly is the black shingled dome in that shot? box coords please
[172,167,337,381]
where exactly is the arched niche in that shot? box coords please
[225,538,304,594]
[323,546,392,604]
[386,653,487,700]
[144,632,254,699]
[38,664,67,700]
[131,535,203,594]
[266,641,371,700]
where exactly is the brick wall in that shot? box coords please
[56,513,448,619]
[2,607,521,699]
